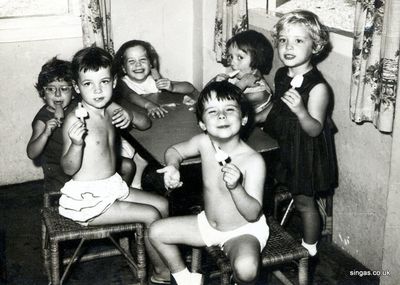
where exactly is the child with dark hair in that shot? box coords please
[59,47,170,281]
[27,57,76,194]
[113,39,196,118]
[113,39,197,189]
[214,30,274,124]
[150,81,269,285]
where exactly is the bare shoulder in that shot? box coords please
[63,108,79,127]
[240,144,266,171]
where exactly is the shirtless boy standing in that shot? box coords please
[149,81,269,285]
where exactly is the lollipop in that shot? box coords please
[228,70,240,78]
[290,75,304,89]
[75,102,88,123]
[215,146,231,166]
[54,104,64,121]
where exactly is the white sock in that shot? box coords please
[172,268,191,285]
[172,268,203,285]
[302,239,318,256]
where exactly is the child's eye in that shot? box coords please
[128,60,136,65]
[60,86,72,93]
[101,79,111,85]
[140,58,148,63]
[82,82,91,87]
[278,38,286,44]
[207,110,217,115]
[295,39,303,44]
[237,56,243,61]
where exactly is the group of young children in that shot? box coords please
[27,10,336,285]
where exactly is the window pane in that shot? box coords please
[0,0,69,18]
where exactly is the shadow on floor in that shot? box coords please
[0,180,379,285]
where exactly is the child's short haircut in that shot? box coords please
[71,47,114,82]
[272,9,329,54]
[35,57,73,98]
[112,40,159,78]
[226,30,273,75]
[196,81,250,123]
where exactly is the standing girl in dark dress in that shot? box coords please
[263,10,337,256]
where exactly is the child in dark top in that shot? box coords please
[113,39,197,189]
[27,58,77,194]
[263,10,337,256]
[213,30,274,124]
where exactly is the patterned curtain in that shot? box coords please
[214,0,248,65]
[350,0,400,132]
[80,0,114,55]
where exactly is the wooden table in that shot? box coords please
[123,92,278,166]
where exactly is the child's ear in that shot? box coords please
[72,81,80,94]
[241,116,248,126]
[198,121,207,131]
[122,66,126,74]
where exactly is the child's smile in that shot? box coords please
[122,45,151,83]
[75,67,115,110]
[277,24,315,73]
[199,93,245,140]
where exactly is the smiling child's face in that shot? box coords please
[74,67,115,110]
[199,91,247,140]
[277,23,315,72]
[122,45,152,83]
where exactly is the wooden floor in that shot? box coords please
[0,179,379,285]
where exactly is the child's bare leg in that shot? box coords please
[223,235,260,285]
[131,153,148,189]
[294,194,320,255]
[90,190,170,279]
[118,157,135,185]
[149,216,205,284]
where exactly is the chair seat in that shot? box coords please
[204,217,309,285]
[262,218,309,265]
[41,207,146,285]
[42,207,142,241]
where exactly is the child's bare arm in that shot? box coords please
[116,97,151,130]
[282,83,329,137]
[107,102,132,129]
[155,78,196,94]
[222,152,266,222]
[60,115,87,176]
[27,119,59,159]
[157,134,202,188]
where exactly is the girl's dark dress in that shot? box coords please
[264,67,337,196]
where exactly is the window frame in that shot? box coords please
[0,0,81,43]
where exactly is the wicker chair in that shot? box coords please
[41,192,146,285]
[274,186,333,242]
[198,217,309,285]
